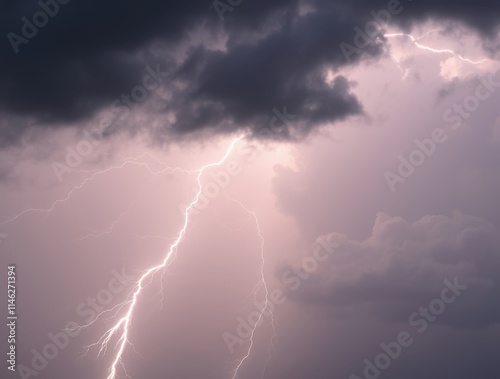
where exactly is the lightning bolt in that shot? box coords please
[0,152,196,227]
[224,195,276,379]
[4,132,278,378]
[384,32,490,64]
[85,135,247,379]
[77,196,139,241]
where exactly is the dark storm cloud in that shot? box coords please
[0,0,499,144]
[167,5,374,140]
[345,0,500,38]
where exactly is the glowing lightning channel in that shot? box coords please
[89,135,246,379]
[0,153,196,227]
[383,32,490,64]
[225,195,276,379]
[77,195,140,241]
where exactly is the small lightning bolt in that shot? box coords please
[76,183,153,241]
[85,135,246,379]
[77,202,135,241]
[0,153,195,227]
[224,195,276,379]
[384,32,490,64]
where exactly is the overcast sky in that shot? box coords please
[1,1,500,379]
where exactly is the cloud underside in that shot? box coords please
[0,0,499,144]
[285,212,500,329]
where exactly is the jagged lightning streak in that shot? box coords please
[77,196,139,241]
[89,135,246,379]
[4,134,277,378]
[384,32,490,64]
[0,152,196,227]
[225,195,276,379]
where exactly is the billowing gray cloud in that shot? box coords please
[0,0,499,144]
[283,212,500,329]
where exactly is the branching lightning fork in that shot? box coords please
[4,134,278,379]
[85,135,249,379]
[225,195,276,379]
[0,152,196,227]
[384,32,490,64]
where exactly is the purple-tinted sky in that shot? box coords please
[1,1,500,379]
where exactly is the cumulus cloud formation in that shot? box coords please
[1,0,499,144]
[287,212,500,328]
